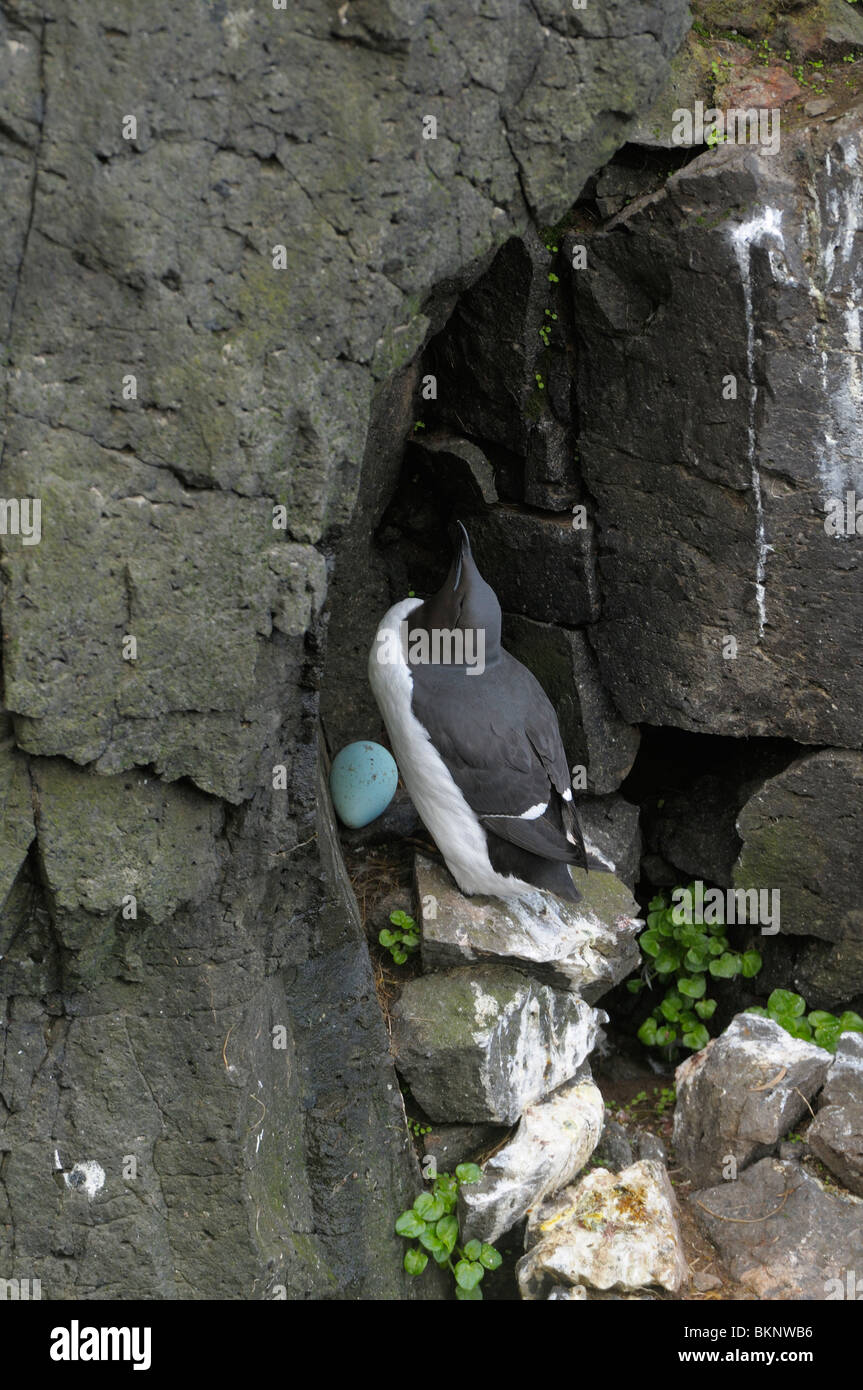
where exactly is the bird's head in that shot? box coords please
[416,521,502,660]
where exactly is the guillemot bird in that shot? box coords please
[368,523,587,902]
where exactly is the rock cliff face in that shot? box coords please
[575,114,863,747]
[0,0,689,1297]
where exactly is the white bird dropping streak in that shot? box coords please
[808,137,863,515]
[730,207,785,639]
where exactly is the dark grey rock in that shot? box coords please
[422,1124,505,1175]
[822,1033,863,1110]
[525,415,578,513]
[0,738,35,906]
[636,1130,667,1165]
[414,434,498,505]
[421,228,580,512]
[576,795,642,889]
[690,1157,863,1299]
[778,1140,810,1161]
[0,0,693,1300]
[808,1105,863,1197]
[673,1013,832,1188]
[734,749,863,944]
[502,616,640,795]
[629,31,720,147]
[658,774,748,888]
[391,964,604,1124]
[471,507,599,628]
[648,743,794,888]
[338,787,423,851]
[0,748,429,1300]
[594,162,661,221]
[594,1118,634,1171]
[639,853,680,888]
[573,117,863,749]
[793,938,863,1013]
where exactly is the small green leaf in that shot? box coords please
[808,1010,837,1029]
[418,1229,444,1254]
[378,929,397,947]
[709,952,740,979]
[637,1018,658,1046]
[392,948,408,964]
[781,1015,813,1041]
[434,1173,457,1197]
[840,1011,863,1033]
[414,1192,445,1222]
[455,1284,483,1300]
[639,930,661,958]
[480,1244,503,1270]
[768,988,806,1018]
[678,975,707,999]
[659,994,682,1022]
[404,1247,428,1275]
[454,1259,484,1290]
[455,1163,482,1185]
[654,1024,677,1047]
[682,1024,710,1051]
[654,948,680,975]
[395,1210,426,1238]
[626,979,644,994]
[463,1239,482,1261]
[741,950,763,978]
[435,1215,458,1252]
[814,1023,841,1052]
[695,998,717,1020]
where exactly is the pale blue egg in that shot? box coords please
[330,741,398,829]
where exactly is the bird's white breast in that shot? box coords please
[367,597,532,897]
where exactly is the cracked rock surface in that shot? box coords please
[0,0,688,1298]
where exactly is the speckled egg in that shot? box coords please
[329,741,398,829]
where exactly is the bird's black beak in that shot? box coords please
[452,520,471,591]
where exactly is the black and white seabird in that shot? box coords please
[368,523,587,902]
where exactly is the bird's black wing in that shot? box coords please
[410,655,586,868]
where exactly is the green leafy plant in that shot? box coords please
[396,1164,502,1299]
[655,1085,676,1116]
[379,909,419,966]
[746,990,863,1052]
[630,885,762,1053]
[408,1118,432,1138]
[534,371,545,390]
[539,307,558,349]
